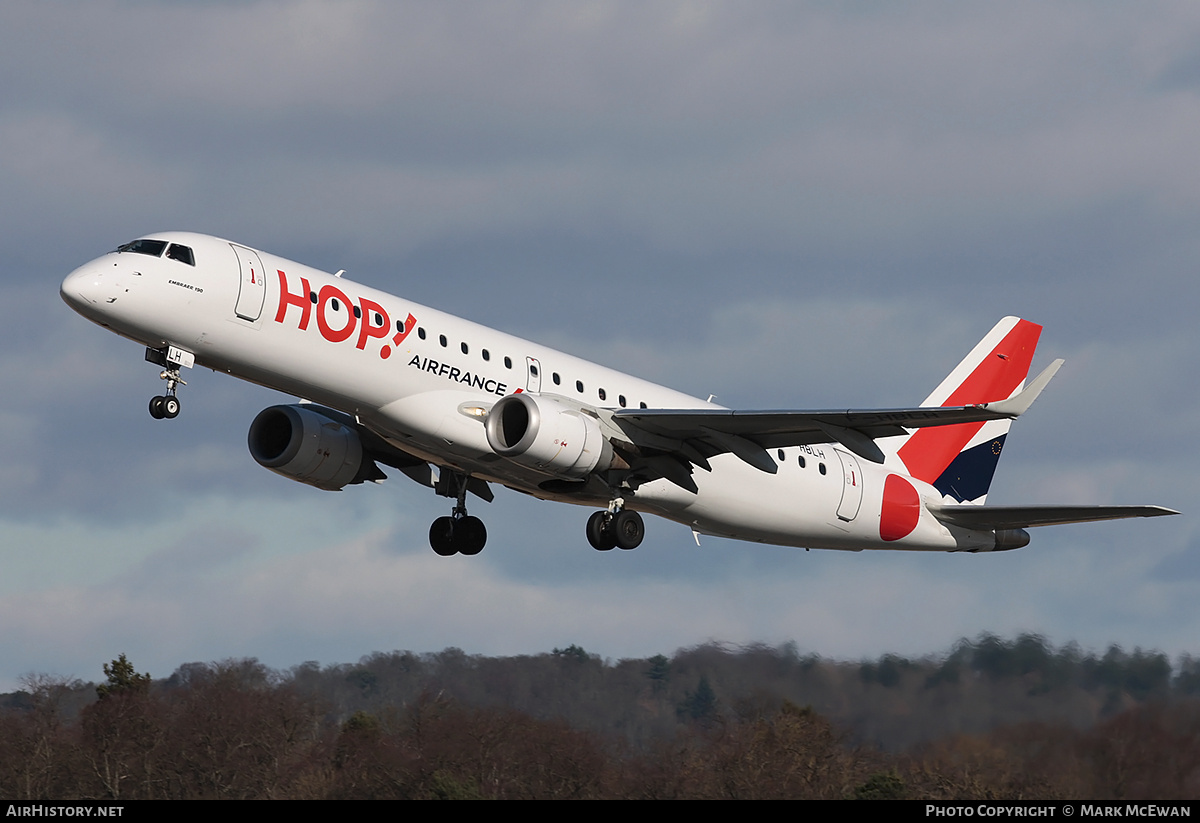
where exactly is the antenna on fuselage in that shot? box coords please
[334,270,345,278]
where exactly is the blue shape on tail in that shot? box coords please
[932,435,1007,503]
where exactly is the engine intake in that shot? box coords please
[484,393,613,480]
[248,405,367,491]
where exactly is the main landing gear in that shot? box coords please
[429,470,487,556]
[586,499,645,551]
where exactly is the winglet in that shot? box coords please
[982,358,1064,418]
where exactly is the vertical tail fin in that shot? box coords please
[895,317,1042,503]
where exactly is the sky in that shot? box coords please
[0,1,1197,691]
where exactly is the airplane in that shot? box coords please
[60,232,1177,556]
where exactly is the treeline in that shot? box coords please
[287,633,1200,750]
[1,634,1198,799]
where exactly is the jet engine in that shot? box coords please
[484,393,614,480]
[248,405,369,491]
[992,528,1031,551]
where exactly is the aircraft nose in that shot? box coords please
[60,262,104,313]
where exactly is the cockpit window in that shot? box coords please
[166,244,194,266]
[116,239,168,257]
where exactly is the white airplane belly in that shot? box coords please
[635,452,973,551]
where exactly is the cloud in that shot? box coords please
[0,2,1196,690]
[1,489,1190,695]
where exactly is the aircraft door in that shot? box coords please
[231,244,267,321]
[834,449,863,522]
[525,357,542,392]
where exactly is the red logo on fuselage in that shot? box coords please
[273,269,416,360]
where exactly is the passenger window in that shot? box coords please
[353,305,361,318]
[418,327,427,340]
[439,335,447,347]
[397,319,407,333]
[619,395,627,408]
[482,349,490,361]
[461,342,469,355]
[552,373,561,385]
[504,357,512,369]
[819,463,827,475]
[598,388,607,401]
[798,455,806,469]
[530,364,539,376]
[639,402,648,409]
[777,449,785,461]
[165,244,194,265]
[575,380,584,393]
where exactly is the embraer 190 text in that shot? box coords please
[61,233,1177,556]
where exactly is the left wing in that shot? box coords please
[611,359,1063,469]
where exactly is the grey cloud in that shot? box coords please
[0,1,1194,688]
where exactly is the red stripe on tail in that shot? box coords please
[898,319,1041,483]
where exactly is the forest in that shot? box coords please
[2,633,1198,799]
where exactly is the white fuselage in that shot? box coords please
[61,232,997,553]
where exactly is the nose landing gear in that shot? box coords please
[148,392,181,420]
[145,346,192,420]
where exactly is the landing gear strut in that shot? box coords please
[586,499,644,551]
[145,346,189,420]
[429,470,487,556]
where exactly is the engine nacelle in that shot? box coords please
[993,528,1031,551]
[484,393,613,480]
[248,405,366,491]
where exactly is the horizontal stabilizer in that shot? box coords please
[934,504,1179,530]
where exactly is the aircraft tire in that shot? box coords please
[429,516,458,556]
[457,516,487,556]
[162,396,181,419]
[149,396,166,419]
[586,511,617,551]
[613,509,645,550]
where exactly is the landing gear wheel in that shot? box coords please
[586,511,617,551]
[429,516,458,556]
[162,396,180,419]
[457,516,487,556]
[430,470,488,556]
[148,396,165,419]
[613,509,645,550]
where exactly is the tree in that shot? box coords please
[84,655,161,798]
[96,654,151,700]
[552,644,592,664]
[678,676,718,724]
[646,655,671,694]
